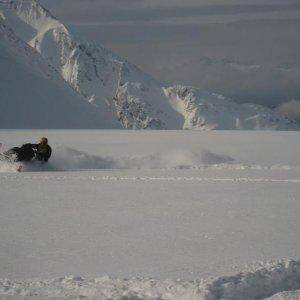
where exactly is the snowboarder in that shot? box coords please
[1,137,52,163]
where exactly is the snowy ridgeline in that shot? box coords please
[0,260,299,299]
[0,0,299,130]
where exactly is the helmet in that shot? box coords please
[40,137,48,145]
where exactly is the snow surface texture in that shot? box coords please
[0,130,299,299]
[0,260,299,299]
[0,0,298,130]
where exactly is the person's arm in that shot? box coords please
[36,146,52,162]
[45,146,52,162]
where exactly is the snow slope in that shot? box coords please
[164,86,299,130]
[0,130,299,299]
[0,0,298,130]
[0,11,120,129]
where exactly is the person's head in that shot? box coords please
[39,137,48,146]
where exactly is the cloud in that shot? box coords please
[277,100,300,121]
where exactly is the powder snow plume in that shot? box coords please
[0,146,235,172]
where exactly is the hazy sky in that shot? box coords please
[41,0,300,25]
[40,0,300,114]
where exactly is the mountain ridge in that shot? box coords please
[0,7,121,129]
[0,0,298,130]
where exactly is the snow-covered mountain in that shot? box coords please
[0,5,121,128]
[0,0,299,130]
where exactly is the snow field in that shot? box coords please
[0,130,299,299]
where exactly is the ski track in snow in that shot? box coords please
[0,174,300,184]
[0,259,299,300]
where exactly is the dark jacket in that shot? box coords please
[32,144,52,162]
[6,143,52,162]
[6,144,36,162]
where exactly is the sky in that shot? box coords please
[40,0,300,119]
[41,0,300,25]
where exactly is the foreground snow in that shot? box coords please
[0,130,299,299]
[1,260,299,299]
